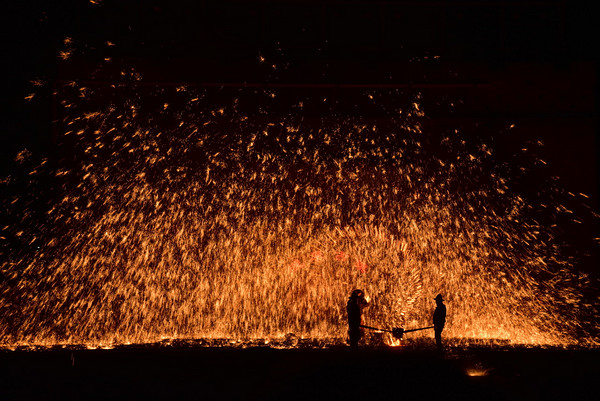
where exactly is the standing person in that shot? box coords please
[347,289,368,348]
[433,294,447,352]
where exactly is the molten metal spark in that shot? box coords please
[0,81,595,349]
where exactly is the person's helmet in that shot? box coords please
[351,289,364,298]
[434,294,444,301]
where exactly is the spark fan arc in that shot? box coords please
[0,83,592,348]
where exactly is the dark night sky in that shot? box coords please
[2,0,599,273]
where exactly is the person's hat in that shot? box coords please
[434,294,444,301]
[351,289,364,298]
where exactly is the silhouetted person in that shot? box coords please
[347,289,368,347]
[433,294,446,352]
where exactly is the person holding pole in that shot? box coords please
[347,289,368,347]
[433,294,447,352]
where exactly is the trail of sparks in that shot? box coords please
[0,81,595,348]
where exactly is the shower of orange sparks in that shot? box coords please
[0,75,595,350]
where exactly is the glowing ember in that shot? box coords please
[0,81,595,349]
[466,368,489,377]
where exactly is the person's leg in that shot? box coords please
[349,328,361,347]
[435,329,443,351]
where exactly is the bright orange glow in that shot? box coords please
[0,80,595,350]
[466,368,489,377]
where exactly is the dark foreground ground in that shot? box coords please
[0,344,598,401]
